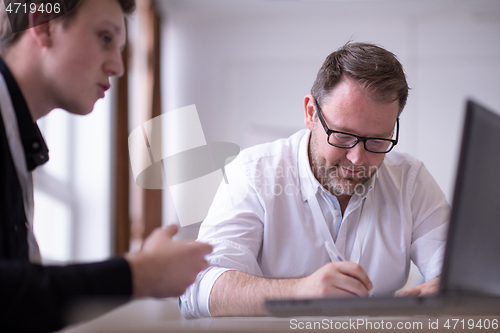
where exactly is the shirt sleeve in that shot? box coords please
[179,156,266,318]
[409,162,450,281]
[0,257,132,332]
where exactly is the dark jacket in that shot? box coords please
[0,58,132,333]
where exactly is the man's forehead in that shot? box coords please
[99,19,122,32]
[68,0,126,43]
[72,0,126,27]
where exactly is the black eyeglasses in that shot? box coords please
[314,98,399,154]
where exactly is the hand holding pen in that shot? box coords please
[324,241,374,297]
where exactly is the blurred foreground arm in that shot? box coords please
[126,224,213,298]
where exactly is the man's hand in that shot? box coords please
[297,262,373,298]
[126,224,213,299]
[395,276,440,297]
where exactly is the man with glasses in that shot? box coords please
[180,42,449,318]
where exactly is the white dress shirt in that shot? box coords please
[179,129,450,318]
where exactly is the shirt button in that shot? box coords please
[333,210,340,216]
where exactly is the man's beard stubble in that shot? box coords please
[308,130,379,196]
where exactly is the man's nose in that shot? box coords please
[104,50,125,78]
[345,141,366,166]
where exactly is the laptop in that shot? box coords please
[265,99,500,317]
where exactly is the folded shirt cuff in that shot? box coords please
[198,266,233,317]
[425,242,446,281]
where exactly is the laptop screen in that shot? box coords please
[440,100,500,297]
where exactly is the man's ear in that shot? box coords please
[304,94,316,131]
[27,11,57,47]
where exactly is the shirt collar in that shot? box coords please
[298,130,314,201]
[297,129,377,202]
[0,57,49,171]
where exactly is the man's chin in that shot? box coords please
[328,178,368,196]
[65,104,95,116]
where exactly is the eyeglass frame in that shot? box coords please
[313,97,399,154]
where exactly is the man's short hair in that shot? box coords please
[0,0,136,48]
[311,42,409,116]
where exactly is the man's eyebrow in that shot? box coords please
[99,20,122,34]
[330,122,393,138]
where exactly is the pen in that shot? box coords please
[325,240,345,262]
[324,241,374,297]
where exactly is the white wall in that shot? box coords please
[34,90,115,263]
[157,0,500,235]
